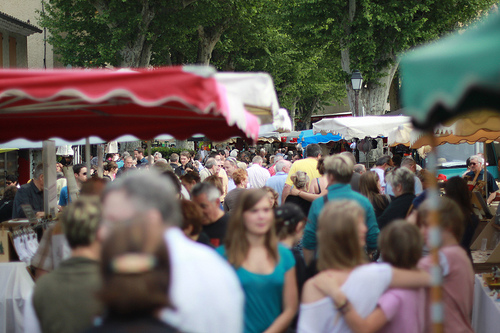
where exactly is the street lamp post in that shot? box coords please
[351,70,363,117]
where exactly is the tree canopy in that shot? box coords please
[39,0,498,125]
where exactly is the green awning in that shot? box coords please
[399,10,500,130]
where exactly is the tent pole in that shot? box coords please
[85,138,91,177]
[427,133,443,333]
[484,142,488,204]
[97,145,103,178]
[147,140,153,166]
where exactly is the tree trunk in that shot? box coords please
[197,25,225,65]
[388,71,401,111]
[360,62,399,115]
[91,0,155,68]
[340,0,357,115]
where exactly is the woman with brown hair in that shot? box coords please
[103,161,118,182]
[444,176,479,261]
[298,200,430,333]
[84,218,178,332]
[359,171,390,218]
[217,189,298,333]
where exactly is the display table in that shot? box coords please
[0,262,34,333]
[472,274,500,333]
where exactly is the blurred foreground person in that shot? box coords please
[217,189,298,333]
[101,171,244,333]
[417,197,474,333]
[298,201,430,333]
[83,218,178,332]
[26,197,103,333]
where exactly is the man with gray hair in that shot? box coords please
[268,154,284,176]
[224,157,239,192]
[354,164,366,174]
[199,157,218,182]
[191,182,229,247]
[302,154,379,265]
[464,154,498,204]
[378,167,416,230]
[386,157,423,196]
[101,172,244,332]
[12,163,45,218]
[265,159,291,205]
[247,155,270,188]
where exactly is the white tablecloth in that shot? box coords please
[472,274,500,333]
[0,262,34,333]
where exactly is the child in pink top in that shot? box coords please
[417,197,474,333]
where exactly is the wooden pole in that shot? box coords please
[42,140,57,219]
[147,140,153,166]
[426,133,444,333]
[85,138,91,177]
[97,145,103,178]
[484,142,488,204]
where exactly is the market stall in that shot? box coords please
[400,9,500,333]
[0,65,267,331]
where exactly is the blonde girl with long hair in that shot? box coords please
[217,189,298,333]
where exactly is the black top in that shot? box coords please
[290,247,308,329]
[203,213,229,247]
[377,193,416,230]
[372,195,390,219]
[285,195,312,216]
[461,213,479,262]
[83,316,178,333]
[12,181,43,218]
[196,231,215,248]
[465,170,499,195]
[0,198,14,222]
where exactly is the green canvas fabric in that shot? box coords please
[400,10,500,130]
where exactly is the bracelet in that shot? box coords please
[336,298,350,314]
[298,190,302,196]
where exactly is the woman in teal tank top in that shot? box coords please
[216,189,297,333]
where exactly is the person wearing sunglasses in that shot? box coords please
[59,164,88,207]
[463,154,498,204]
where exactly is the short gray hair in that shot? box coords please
[389,168,415,195]
[191,182,221,202]
[470,155,484,164]
[205,158,217,169]
[103,170,181,227]
[275,160,287,172]
[34,163,44,179]
[401,157,416,168]
[252,156,263,164]
[353,164,366,174]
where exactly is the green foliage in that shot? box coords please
[39,0,497,121]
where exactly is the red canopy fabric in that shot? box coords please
[0,66,260,143]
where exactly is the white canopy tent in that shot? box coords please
[215,73,292,132]
[313,116,412,140]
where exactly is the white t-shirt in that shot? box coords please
[298,263,392,333]
[160,228,244,333]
